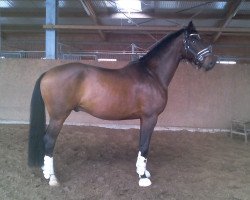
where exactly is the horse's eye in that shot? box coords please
[192,40,196,44]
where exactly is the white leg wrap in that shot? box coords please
[41,156,59,186]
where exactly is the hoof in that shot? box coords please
[139,178,152,187]
[145,170,151,178]
[49,175,59,187]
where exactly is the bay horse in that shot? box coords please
[28,22,217,187]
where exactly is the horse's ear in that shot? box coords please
[187,21,196,31]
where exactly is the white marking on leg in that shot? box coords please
[41,156,59,186]
[136,151,151,177]
[139,177,152,187]
[145,170,151,178]
[42,156,54,179]
[136,151,147,176]
[49,174,59,186]
[136,151,152,187]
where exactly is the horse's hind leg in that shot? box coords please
[42,117,66,186]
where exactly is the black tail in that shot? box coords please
[28,73,46,167]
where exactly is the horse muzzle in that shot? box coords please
[201,54,217,71]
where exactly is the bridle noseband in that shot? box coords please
[184,30,212,65]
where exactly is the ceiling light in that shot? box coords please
[0,1,11,8]
[111,13,150,19]
[116,0,142,13]
[214,2,227,10]
[58,1,66,8]
[98,58,117,62]
[216,60,236,65]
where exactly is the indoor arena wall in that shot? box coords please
[0,59,249,131]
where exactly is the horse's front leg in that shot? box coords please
[136,116,157,187]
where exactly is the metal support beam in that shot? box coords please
[213,0,243,42]
[43,24,250,34]
[0,23,2,52]
[46,0,57,59]
[79,0,106,40]
[131,43,138,61]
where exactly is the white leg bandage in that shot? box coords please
[41,156,59,186]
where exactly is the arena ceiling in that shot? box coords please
[1,0,250,62]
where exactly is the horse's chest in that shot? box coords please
[137,84,167,115]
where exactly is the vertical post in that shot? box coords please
[46,0,58,59]
[131,43,137,61]
[0,10,2,55]
[244,124,247,143]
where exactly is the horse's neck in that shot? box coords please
[147,35,184,89]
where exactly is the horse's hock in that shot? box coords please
[230,120,250,142]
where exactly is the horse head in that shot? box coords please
[183,21,217,71]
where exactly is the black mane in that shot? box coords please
[139,28,185,62]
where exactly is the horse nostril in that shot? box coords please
[209,61,215,67]
[205,61,215,71]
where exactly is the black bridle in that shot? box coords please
[184,30,212,66]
